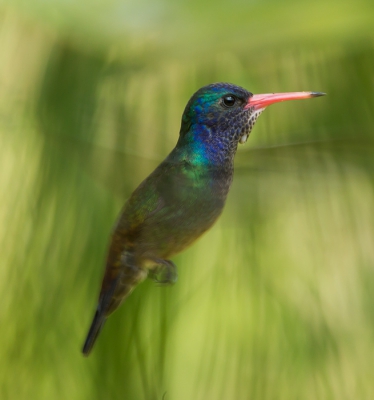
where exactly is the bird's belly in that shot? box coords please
[136,197,225,261]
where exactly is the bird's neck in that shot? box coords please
[174,123,238,168]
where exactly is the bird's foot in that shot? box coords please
[149,259,178,286]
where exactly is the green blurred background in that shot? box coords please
[1,0,374,399]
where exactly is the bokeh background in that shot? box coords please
[1,1,374,399]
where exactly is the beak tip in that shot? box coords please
[310,92,326,97]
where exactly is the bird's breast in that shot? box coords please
[138,164,233,258]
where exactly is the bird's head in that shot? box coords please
[177,82,324,164]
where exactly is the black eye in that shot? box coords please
[222,95,237,108]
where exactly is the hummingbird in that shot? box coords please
[82,82,324,355]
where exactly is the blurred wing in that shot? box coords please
[235,137,374,175]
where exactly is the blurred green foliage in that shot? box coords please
[1,1,374,399]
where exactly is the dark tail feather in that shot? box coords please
[82,310,107,356]
[82,265,146,356]
[82,274,122,356]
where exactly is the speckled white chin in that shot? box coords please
[239,134,248,144]
[239,108,265,145]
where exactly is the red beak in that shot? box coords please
[245,91,325,110]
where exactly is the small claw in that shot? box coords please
[149,259,178,286]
